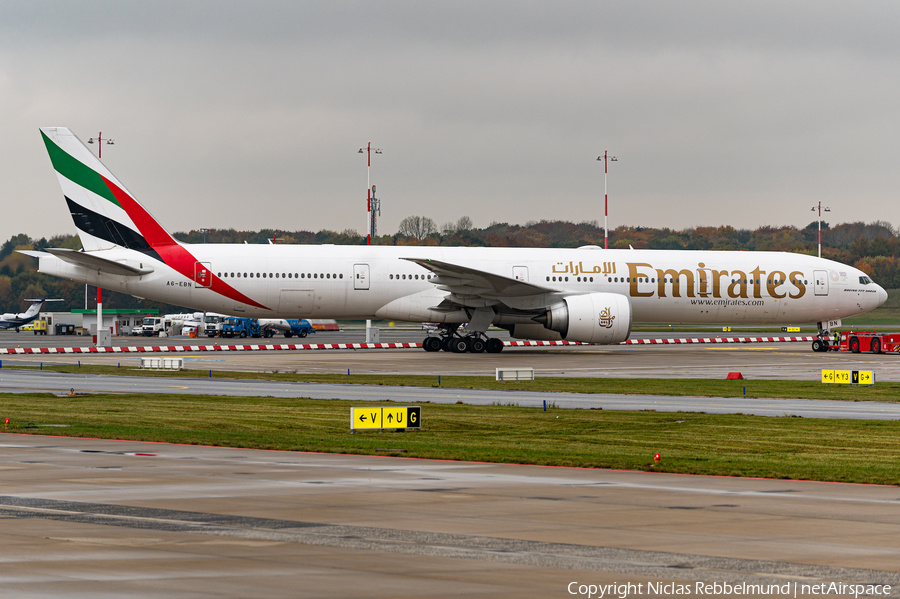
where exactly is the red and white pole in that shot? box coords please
[96,287,103,346]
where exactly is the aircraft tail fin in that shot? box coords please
[40,127,177,260]
[21,299,60,318]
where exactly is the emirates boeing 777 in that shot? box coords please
[22,127,887,354]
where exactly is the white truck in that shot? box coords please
[140,317,166,337]
[203,314,227,337]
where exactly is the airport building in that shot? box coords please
[39,309,160,336]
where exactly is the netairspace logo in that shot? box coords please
[566,581,893,598]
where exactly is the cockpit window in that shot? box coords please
[859,276,872,285]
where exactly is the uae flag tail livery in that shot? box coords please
[34,127,267,311]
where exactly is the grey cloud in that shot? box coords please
[1,1,898,242]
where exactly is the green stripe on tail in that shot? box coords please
[40,130,121,209]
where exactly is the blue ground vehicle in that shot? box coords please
[283,319,313,338]
[221,317,262,338]
[259,318,314,338]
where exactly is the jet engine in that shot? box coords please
[530,292,632,344]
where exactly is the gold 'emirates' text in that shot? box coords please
[626,262,806,300]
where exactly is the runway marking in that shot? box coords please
[1,495,896,584]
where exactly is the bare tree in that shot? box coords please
[397,216,437,240]
[456,215,473,231]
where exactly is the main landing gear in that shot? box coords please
[811,321,832,353]
[422,326,504,354]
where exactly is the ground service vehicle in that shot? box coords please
[221,317,261,338]
[140,317,165,337]
[258,318,314,338]
[204,314,226,337]
[32,319,48,335]
[829,331,900,354]
[284,319,313,338]
[27,127,889,354]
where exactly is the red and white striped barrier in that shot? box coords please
[0,336,816,355]
[622,335,816,345]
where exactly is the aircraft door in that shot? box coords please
[695,266,714,297]
[513,266,529,282]
[194,262,212,289]
[814,270,828,296]
[354,264,370,290]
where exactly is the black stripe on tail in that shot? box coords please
[66,196,163,263]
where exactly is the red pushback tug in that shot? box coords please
[829,331,900,354]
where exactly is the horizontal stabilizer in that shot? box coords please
[20,249,154,277]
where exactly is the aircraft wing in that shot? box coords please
[401,257,561,312]
[402,257,550,297]
[19,249,154,277]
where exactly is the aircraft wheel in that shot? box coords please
[486,338,504,353]
[299,330,308,338]
[468,337,486,353]
[872,338,881,354]
[423,337,442,352]
[811,339,823,353]
[449,338,469,353]
[849,337,860,353]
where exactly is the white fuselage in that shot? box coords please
[35,244,886,327]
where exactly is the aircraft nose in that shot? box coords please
[877,285,888,307]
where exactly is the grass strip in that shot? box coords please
[2,392,899,485]
[14,364,900,402]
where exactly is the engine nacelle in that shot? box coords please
[534,292,632,344]
[507,323,563,341]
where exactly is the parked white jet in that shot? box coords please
[23,127,887,353]
[0,299,62,332]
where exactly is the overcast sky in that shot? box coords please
[2,1,898,243]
